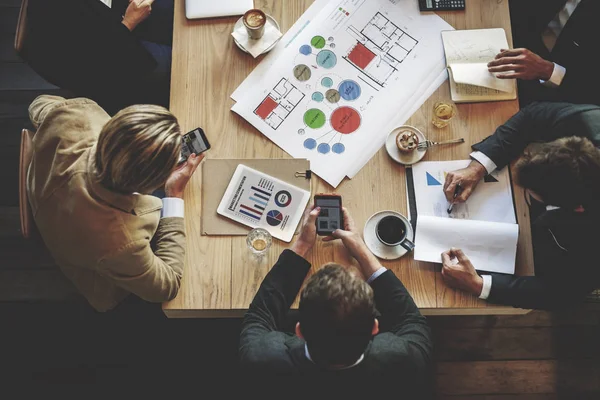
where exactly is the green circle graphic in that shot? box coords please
[311,36,326,49]
[303,109,326,129]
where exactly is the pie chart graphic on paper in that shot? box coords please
[266,210,284,226]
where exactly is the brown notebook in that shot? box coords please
[201,159,311,235]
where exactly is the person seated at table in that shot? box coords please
[441,101,600,310]
[239,206,432,392]
[490,0,600,106]
[27,95,203,312]
[25,0,174,114]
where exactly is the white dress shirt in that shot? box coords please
[539,0,581,88]
[161,198,185,218]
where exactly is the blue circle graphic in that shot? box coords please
[312,92,324,102]
[299,45,312,55]
[338,80,361,101]
[321,77,333,88]
[304,138,317,150]
[316,50,337,69]
[317,143,331,154]
[332,143,345,154]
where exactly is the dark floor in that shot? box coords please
[1,2,600,396]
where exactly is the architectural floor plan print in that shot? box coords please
[344,12,418,87]
[254,78,305,130]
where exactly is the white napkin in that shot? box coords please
[232,19,283,58]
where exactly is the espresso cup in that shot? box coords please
[375,215,415,251]
[243,9,267,40]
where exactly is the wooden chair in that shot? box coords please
[14,0,29,56]
[19,129,36,239]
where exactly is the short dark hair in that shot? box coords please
[515,137,600,209]
[299,264,375,366]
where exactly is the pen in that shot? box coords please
[447,183,462,214]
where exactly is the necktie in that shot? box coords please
[541,0,581,51]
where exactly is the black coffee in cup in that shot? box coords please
[376,216,406,246]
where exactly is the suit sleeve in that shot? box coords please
[99,217,186,302]
[370,271,433,366]
[239,250,311,366]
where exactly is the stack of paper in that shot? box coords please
[410,160,519,274]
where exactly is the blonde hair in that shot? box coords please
[95,105,181,194]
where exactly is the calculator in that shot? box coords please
[419,0,465,11]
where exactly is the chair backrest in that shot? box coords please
[14,0,29,56]
[19,128,35,239]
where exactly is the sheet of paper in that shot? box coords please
[231,0,453,187]
[414,215,519,274]
[412,160,516,224]
[449,63,512,92]
[442,28,509,64]
[217,165,310,242]
[231,0,332,102]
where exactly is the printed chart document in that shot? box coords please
[410,160,519,274]
[441,28,517,103]
[217,165,311,242]
[232,0,453,187]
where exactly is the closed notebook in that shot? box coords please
[441,28,517,103]
[201,159,311,236]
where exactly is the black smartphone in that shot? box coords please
[179,127,210,164]
[314,194,343,236]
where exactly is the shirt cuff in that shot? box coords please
[367,267,387,284]
[540,63,566,88]
[470,151,498,175]
[161,197,184,218]
[479,275,492,300]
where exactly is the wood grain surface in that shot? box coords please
[164,0,534,316]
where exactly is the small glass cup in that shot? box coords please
[246,228,272,255]
[431,101,456,129]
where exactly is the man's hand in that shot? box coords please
[164,153,204,199]
[488,48,554,81]
[441,248,483,296]
[323,207,381,278]
[290,205,320,258]
[122,0,154,31]
[443,161,487,204]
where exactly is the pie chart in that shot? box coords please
[266,210,283,227]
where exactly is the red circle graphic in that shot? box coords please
[330,106,361,134]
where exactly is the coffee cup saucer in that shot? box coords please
[363,210,414,260]
[385,125,426,166]
[233,14,281,55]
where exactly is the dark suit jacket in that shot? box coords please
[239,250,433,393]
[510,0,600,105]
[472,102,600,309]
[24,0,157,113]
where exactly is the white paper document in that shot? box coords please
[449,63,513,93]
[232,0,453,187]
[414,216,519,274]
[217,165,311,242]
[410,160,519,274]
[412,160,516,224]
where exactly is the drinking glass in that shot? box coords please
[431,101,456,128]
[246,228,272,255]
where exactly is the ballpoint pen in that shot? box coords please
[447,183,463,214]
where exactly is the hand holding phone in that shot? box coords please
[314,194,343,236]
[179,127,210,164]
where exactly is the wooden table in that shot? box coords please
[164,0,534,317]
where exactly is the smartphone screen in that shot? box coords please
[314,195,343,236]
[179,128,210,164]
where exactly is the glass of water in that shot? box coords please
[246,228,272,255]
[431,101,456,129]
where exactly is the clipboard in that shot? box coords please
[202,159,311,235]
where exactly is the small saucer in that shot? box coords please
[385,125,426,166]
[233,14,281,55]
[363,210,414,260]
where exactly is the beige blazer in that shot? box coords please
[27,95,185,311]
